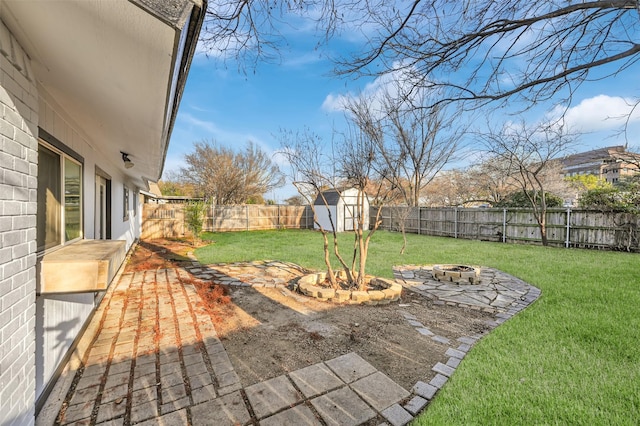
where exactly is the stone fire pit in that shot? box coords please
[432,264,481,284]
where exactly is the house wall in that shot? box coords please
[34,94,141,403]
[0,21,39,426]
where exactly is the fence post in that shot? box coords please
[503,208,507,243]
[246,205,249,231]
[565,207,571,248]
[417,207,421,235]
[454,207,458,239]
[209,202,213,232]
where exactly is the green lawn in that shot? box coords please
[196,229,640,424]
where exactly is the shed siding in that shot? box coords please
[0,22,38,426]
[314,188,369,232]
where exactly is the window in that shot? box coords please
[123,185,130,221]
[37,142,83,252]
[133,189,137,217]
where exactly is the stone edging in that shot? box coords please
[297,272,403,304]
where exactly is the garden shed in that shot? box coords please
[314,188,370,232]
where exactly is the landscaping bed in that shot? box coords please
[130,238,494,393]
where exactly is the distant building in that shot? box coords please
[141,181,200,204]
[561,146,640,184]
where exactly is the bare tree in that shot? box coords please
[284,195,306,206]
[158,170,197,197]
[331,1,640,112]
[200,2,639,115]
[464,155,524,206]
[346,84,465,206]
[343,83,465,252]
[180,140,284,204]
[422,169,478,207]
[480,119,577,245]
[278,127,385,291]
[278,128,347,289]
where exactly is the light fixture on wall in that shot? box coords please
[121,151,134,169]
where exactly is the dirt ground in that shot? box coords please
[128,239,494,391]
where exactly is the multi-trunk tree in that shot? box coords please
[278,127,385,291]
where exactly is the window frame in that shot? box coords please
[123,185,130,221]
[133,189,138,217]
[37,137,84,254]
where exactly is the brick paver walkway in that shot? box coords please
[57,267,242,425]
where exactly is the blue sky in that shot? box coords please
[165,15,640,202]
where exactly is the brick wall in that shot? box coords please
[0,20,39,426]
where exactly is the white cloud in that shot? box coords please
[179,113,220,134]
[321,65,422,114]
[550,95,640,132]
[283,51,324,68]
[321,93,348,112]
[171,112,282,163]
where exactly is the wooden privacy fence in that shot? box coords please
[142,204,314,239]
[372,206,640,252]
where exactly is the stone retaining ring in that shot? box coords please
[432,264,481,284]
[297,272,402,305]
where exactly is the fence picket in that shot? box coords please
[141,204,639,251]
[142,204,314,238]
[372,206,639,252]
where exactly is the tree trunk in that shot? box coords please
[540,213,548,246]
[321,230,338,288]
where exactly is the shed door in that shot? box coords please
[344,204,357,231]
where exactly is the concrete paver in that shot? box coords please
[404,395,428,415]
[381,403,413,426]
[351,371,410,411]
[259,404,322,426]
[245,374,303,419]
[311,386,377,426]
[289,362,344,398]
[412,381,438,400]
[325,352,378,383]
[190,391,251,426]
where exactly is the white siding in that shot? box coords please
[34,93,141,402]
[0,20,38,426]
[314,205,339,232]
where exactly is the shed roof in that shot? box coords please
[314,190,341,206]
[313,188,369,206]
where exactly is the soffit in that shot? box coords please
[1,0,189,185]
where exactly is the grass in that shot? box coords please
[196,229,640,424]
